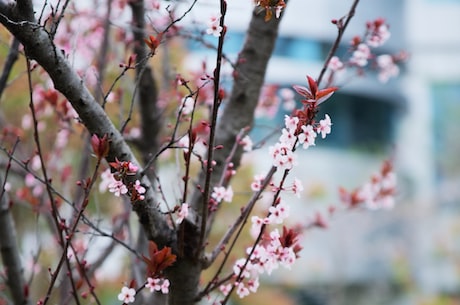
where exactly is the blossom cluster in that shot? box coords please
[269,113,332,170]
[99,159,146,202]
[327,18,405,84]
[117,277,171,304]
[206,15,223,37]
[222,227,301,299]
[255,0,286,21]
[340,160,397,210]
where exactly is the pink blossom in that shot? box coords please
[99,169,116,193]
[240,135,253,152]
[211,186,233,203]
[328,56,344,71]
[233,258,251,279]
[284,115,299,133]
[128,163,139,173]
[117,286,135,304]
[108,180,128,197]
[297,124,317,149]
[269,142,297,170]
[176,203,189,224]
[145,277,160,292]
[268,201,290,224]
[291,178,304,198]
[247,277,260,293]
[145,277,170,294]
[366,18,391,47]
[160,279,170,294]
[317,114,332,138]
[206,15,223,37]
[220,283,232,296]
[235,282,250,298]
[250,216,269,238]
[350,43,371,67]
[134,180,146,194]
[279,128,296,147]
[376,54,399,83]
[250,174,266,192]
[279,88,296,111]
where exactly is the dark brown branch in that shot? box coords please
[129,0,162,182]
[0,140,31,305]
[0,37,20,102]
[317,0,360,86]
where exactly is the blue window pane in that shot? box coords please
[274,37,321,61]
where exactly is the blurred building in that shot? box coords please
[182,0,460,303]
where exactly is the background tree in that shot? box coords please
[0,0,402,304]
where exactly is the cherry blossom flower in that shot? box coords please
[211,186,233,203]
[206,15,223,37]
[233,258,251,279]
[350,43,371,67]
[145,277,170,294]
[99,169,115,193]
[255,0,286,21]
[279,128,297,147]
[317,114,332,138]
[235,282,250,298]
[279,88,296,111]
[291,178,304,198]
[340,160,397,210]
[250,174,266,192]
[250,216,270,238]
[176,203,189,224]
[132,180,146,200]
[284,115,299,133]
[268,201,290,224]
[269,142,297,170]
[328,56,344,71]
[219,283,232,296]
[297,124,317,149]
[376,54,399,83]
[240,135,253,152]
[366,18,391,47]
[108,180,128,197]
[118,286,135,304]
[159,279,170,294]
[133,180,146,195]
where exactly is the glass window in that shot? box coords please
[251,88,401,154]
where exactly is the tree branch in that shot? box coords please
[0,6,175,248]
[0,168,31,305]
[0,37,20,102]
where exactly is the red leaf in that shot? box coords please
[143,241,177,277]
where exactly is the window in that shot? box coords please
[252,88,402,154]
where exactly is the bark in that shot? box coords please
[129,0,163,181]
[189,8,284,240]
[0,174,31,305]
[169,6,286,305]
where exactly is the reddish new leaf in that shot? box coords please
[142,241,177,277]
